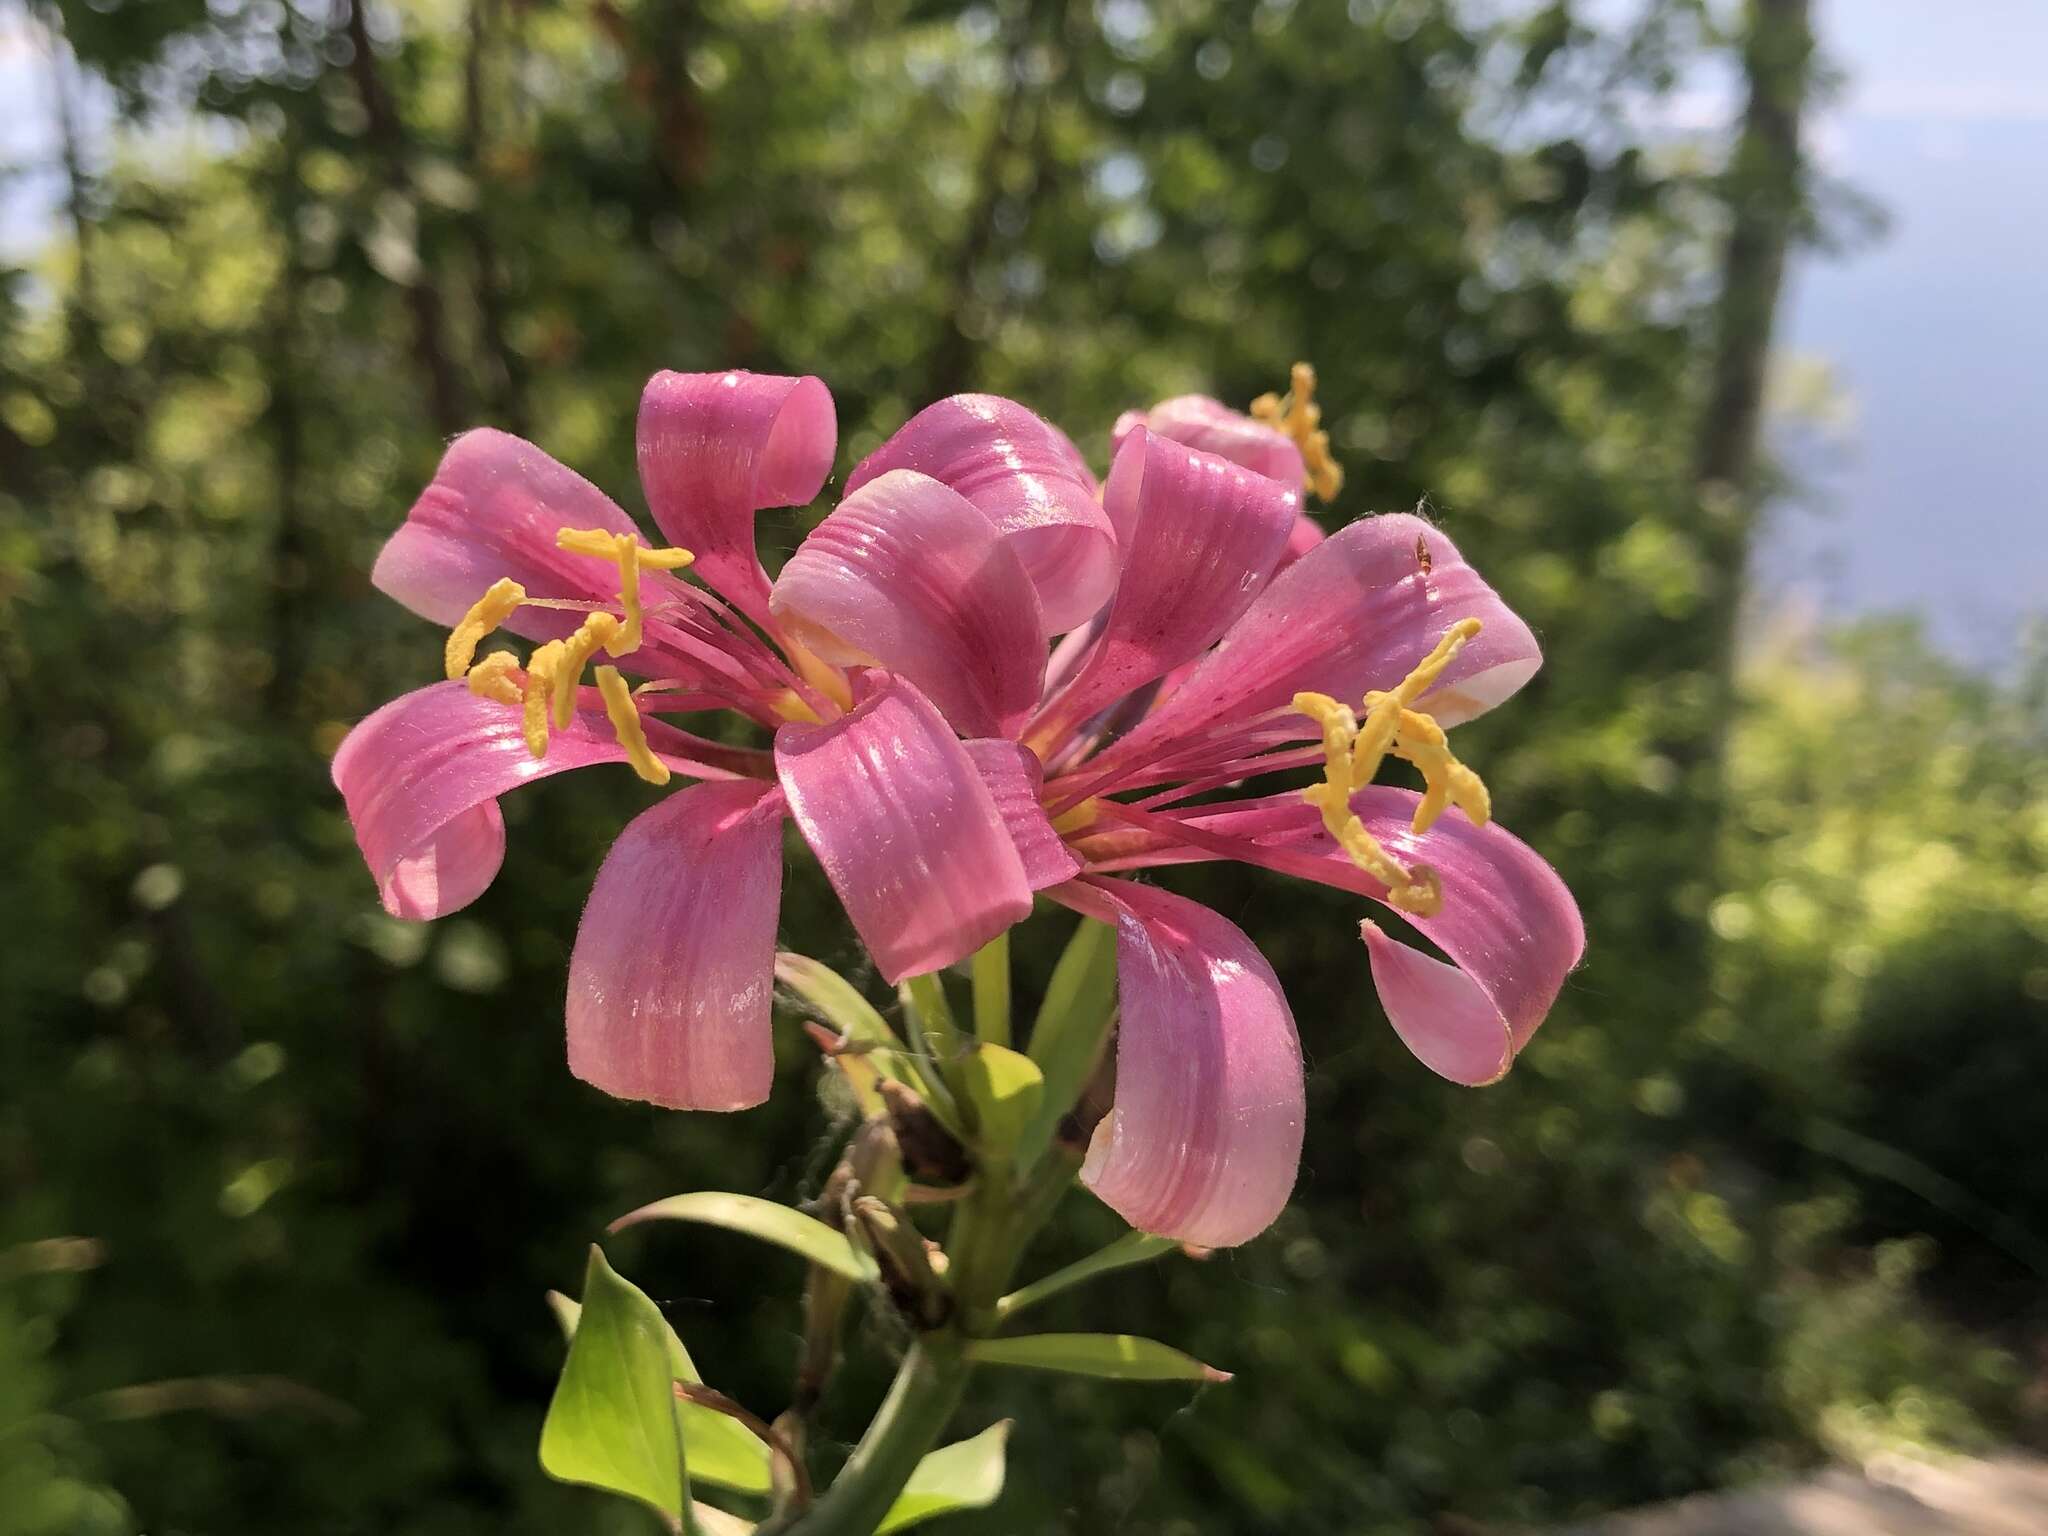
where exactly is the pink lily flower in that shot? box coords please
[332,367,1582,1251]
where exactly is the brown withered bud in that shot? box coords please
[879,1079,970,1187]
[850,1196,952,1330]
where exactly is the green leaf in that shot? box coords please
[965,1333,1229,1384]
[550,1278,774,1497]
[995,1231,1178,1322]
[539,1246,687,1520]
[876,1421,1012,1533]
[610,1192,878,1283]
[775,952,907,1059]
[1019,916,1118,1167]
[955,1043,1044,1154]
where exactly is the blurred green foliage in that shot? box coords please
[2,0,2042,1532]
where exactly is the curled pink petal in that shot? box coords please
[1048,877,1303,1248]
[637,370,837,619]
[775,673,1031,982]
[846,394,1115,633]
[1105,513,1542,772]
[567,781,786,1110]
[1081,787,1584,1083]
[964,740,1081,890]
[1037,428,1298,735]
[371,429,695,653]
[330,681,720,921]
[769,470,1045,739]
[1112,394,1306,489]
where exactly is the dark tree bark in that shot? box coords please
[461,0,529,434]
[339,0,469,435]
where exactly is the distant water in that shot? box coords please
[1772,112,2048,668]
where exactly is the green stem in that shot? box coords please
[969,932,1011,1048]
[774,1153,1081,1536]
[773,1335,970,1536]
[901,973,962,1059]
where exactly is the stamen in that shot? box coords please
[595,665,671,786]
[551,612,623,730]
[770,688,823,725]
[555,528,695,656]
[1250,361,1344,503]
[778,630,855,713]
[521,640,566,758]
[466,649,524,706]
[1289,618,1490,915]
[445,578,527,680]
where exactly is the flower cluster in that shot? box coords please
[334,366,1583,1248]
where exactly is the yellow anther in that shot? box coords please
[770,688,823,725]
[1050,798,1104,837]
[595,665,671,786]
[1251,361,1344,503]
[521,640,566,759]
[555,528,694,657]
[445,578,527,680]
[466,650,524,706]
[1290,618,1491,915]
[778,630,855,714]
[551,612,623,730]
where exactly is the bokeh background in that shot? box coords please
[3,1,2044,1532]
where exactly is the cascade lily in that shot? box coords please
[333,365,1582,1250]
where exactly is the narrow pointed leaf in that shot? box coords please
[996,1232,1179,1322]
[965,1333,1229,1384]
[550,1276,775,1497]
[610,1192,878,1283]
[539,1246,687,1518]
[1019,916,1118,1167]
[775,952,908,1060]
[955,1044,1044,1155]
[876,1421,1012,1533]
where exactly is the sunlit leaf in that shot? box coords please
[610,1192,878,1282]
[876,1420,1011,1533]
[549,1281,775,1496]
[538,1246,686,1520]
[965,1332,1229,1383]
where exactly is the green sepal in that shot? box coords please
[876,1421,1012,1533]
[610,1191,879,1283]
[965,1332,1229,1383]
[954,1043,1044,1156]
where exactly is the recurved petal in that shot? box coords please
[1111,513,1542,765]
[331,680,706,921]
[1037,428,1298,733]
[1111,394,1306,490]
[769,470,1046,739]
[372,429,690,650]
[566,780,786,1110]
[963,739,1081,890]
[1048,877,1304,1248]
[775,673,1032,983]
[1086,786,1584,1084]
[846,394,1115,633]
[637,369,837,618]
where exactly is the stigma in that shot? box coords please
[440,528,693,785]
[1293,618,1491,916]
[1251,362,1344,503]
